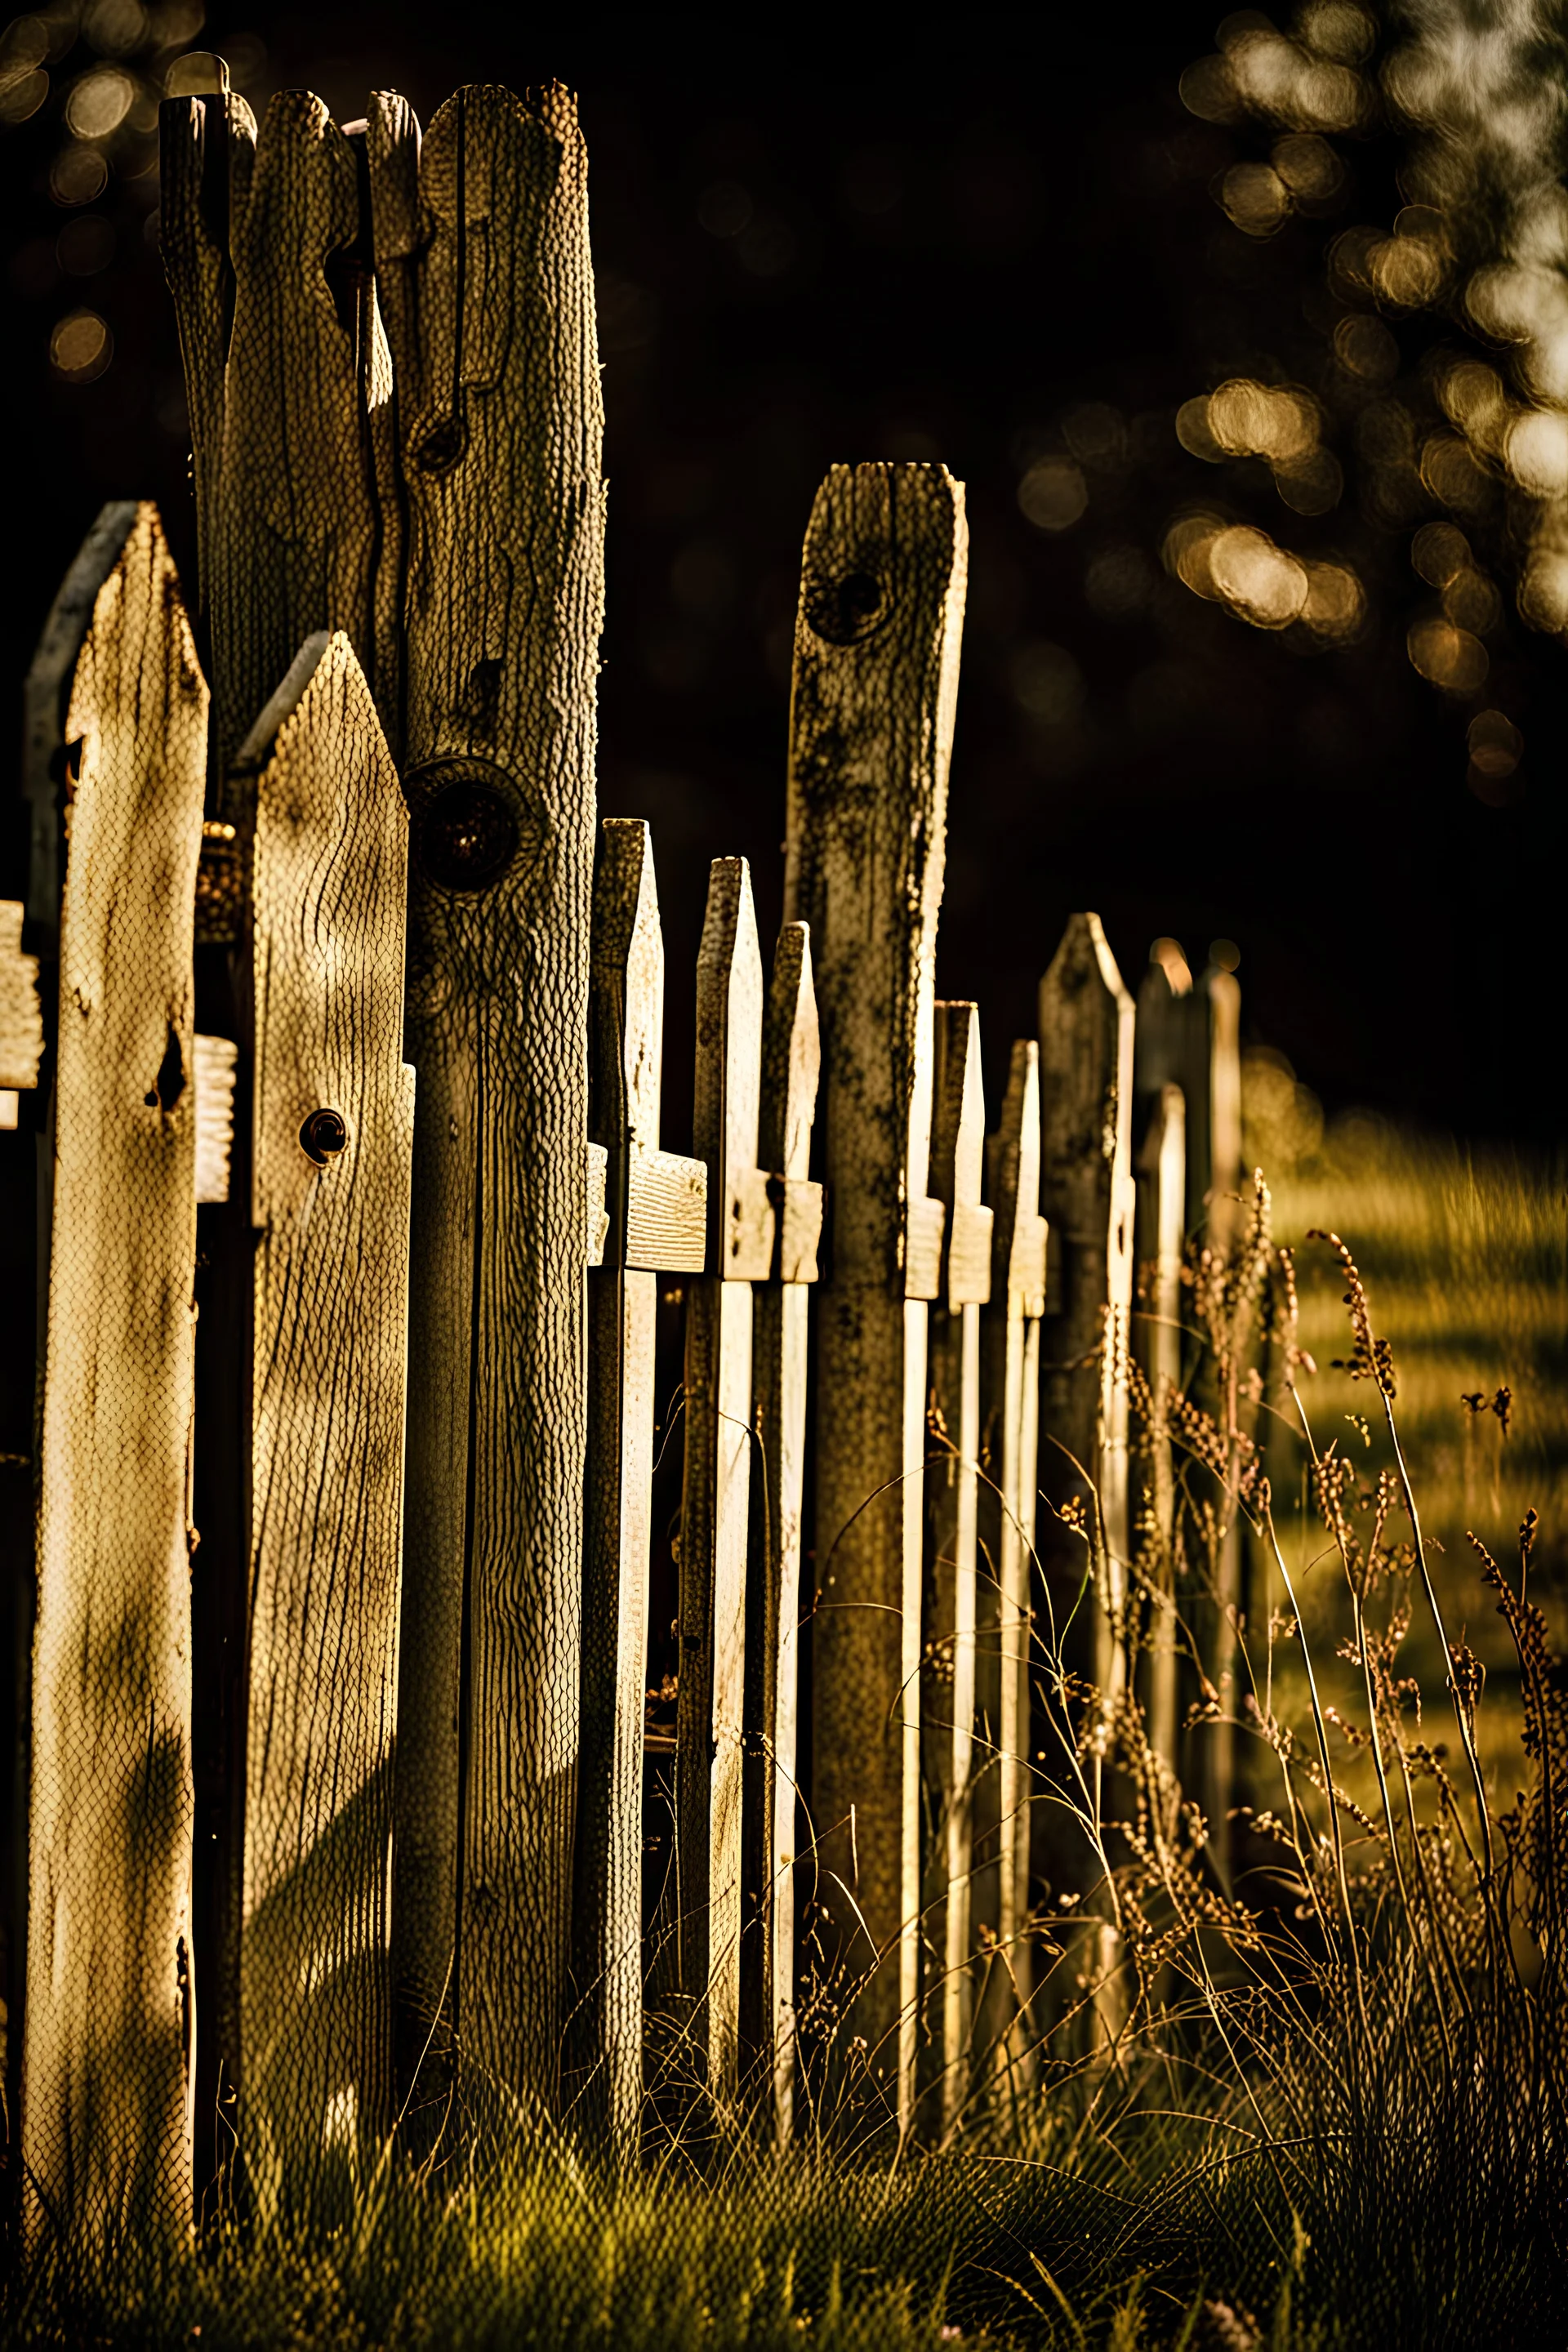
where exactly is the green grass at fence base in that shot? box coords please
[4,2005,1563,2352]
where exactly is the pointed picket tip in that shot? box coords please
[232,631,393,793]
[760,922,819,1181]
[592,819,664,1154]
[929,1002,984,1212]
[1038,910,1134,1030]
[63,503,208,808]
[987,1040,1048,1312]
[695,857,769,1279]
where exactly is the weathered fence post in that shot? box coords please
[1036,915,1135,2034]
[367,82,605,2110]
[742,923,822,2140]
[573,819,705,2153]
[673,858,772,2100]
[785,462,966,2131]
[0,905,42,1133]
[973,1041,1048,2087]
[235,632,414,2211]
[22,507,207,2237]
[919,1003,991,2136]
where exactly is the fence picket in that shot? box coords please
[671,858,770,2100]
[574,819,705,2153]
[1036,915,1136,2037]
[366,82,606,2112]
[1134,1083,1186,1781]
[236,631,414,2207]
[22,506,207,2236]
[742,922,822,2139]
[920,1002,991,2136]
[785,462,967,2129]
[973,1041,1048,2087]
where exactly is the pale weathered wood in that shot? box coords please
[785,462,967,2130]
[918,1001,989,2136]
[973,1041,1048,2087]
[1036,915,1135,2035]
[572,819,664,2153]
[234,631,414,2209]
[742,921,822,2139]
[0,902,43,1131]
[675,858,767,2099]
[23,506,207,2238]
[1134,1082,1186,1778]
[365,82,605,2110]
[22,502,142,948]
[193,1033,237,1204]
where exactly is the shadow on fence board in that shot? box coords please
[0,59,1254,2235]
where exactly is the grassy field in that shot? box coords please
[5,1115,1563,2350]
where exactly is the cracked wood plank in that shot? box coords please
[23,505,206,2238]
[237,631,413,2209]
[366,82,605,2112]
[784,462,966,2132]
[918,1000,989,2138]
[742,920,821,2140]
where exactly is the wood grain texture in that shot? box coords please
[23,506,206,2238]
[973,1041,1046,2088]
[1134,1084,1185,1778]
[784,463,967,2131]
[742,921,820,2140]
[369,82,605,2112]
[919,1002,987,2137]
[1036,916,1135,2040]
[675,858,764,2099]
[22,502,141,949]
[1037,915,1135,1703]
[572,820,663,2154]
[238,631,414,2210]
[0,903,43,1120]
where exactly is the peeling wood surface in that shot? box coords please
[371,82,605,2109]
[973,1040,1046,2088]
[676,858,764,2097]
[742,921,820,2140]
[784,462,967,2127]
[24,507,206,2236]
[572,820,663,2152]
[240,632,414,2205]
[920,1001,987,2136]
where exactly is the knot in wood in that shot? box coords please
[411,766,520,891]
[803,566,887,648]
[299,1107,349,1165]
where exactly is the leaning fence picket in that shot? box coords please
[973,1040,1048,2087]
[785,462,967,2129]
[920,1002,991,2136]
[742,921,822,2140]
[574,819,705,2152]
[22,506,207,2238]
[236,631,415,2207]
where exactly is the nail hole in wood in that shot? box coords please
[412,777,519,892]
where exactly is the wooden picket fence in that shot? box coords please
[0,66,1245,2235]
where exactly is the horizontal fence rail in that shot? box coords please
[2,64,1251,2231]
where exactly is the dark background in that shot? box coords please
[2,4,1559,1146]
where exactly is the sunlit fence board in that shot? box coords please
[785,461,967,2131]
[238,632,414,2208]
[23,506,207,2238]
